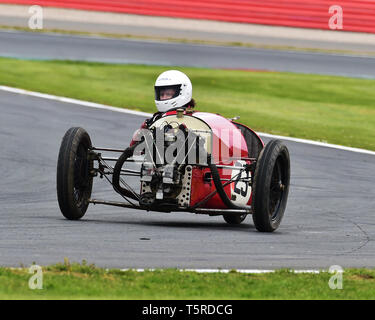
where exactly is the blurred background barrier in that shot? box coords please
[0,0,375,33]
[0,0,374,33]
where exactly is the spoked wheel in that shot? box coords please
[57,127,93,220]
[252,139,290,232]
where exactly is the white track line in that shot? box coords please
[257,132,375,155]
[1,84,374,156]
[0,85,152,117]
[10,266,325,273]
[119,268,323,274]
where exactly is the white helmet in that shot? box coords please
[154,70,192,112]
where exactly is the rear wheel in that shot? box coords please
[252,139,290,232]
[223,214,247,225]
[57,127,93,220]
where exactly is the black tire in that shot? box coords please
[223,214,247,225]
[252,139,290,232]
[57,127,93,220]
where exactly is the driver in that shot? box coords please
[130,70,195,146]
[146,70,195,126]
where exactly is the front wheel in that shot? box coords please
[252,139,290,232]
[57,127,93,220]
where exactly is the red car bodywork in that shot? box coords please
[190,111,263,209]
[134,109,264,210]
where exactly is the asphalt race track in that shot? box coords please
[1,89,374,269]
[1,30,375,78]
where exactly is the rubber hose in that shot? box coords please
[112,145,139,201]
[208,155,249,210]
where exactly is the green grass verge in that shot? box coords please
[1,262,375,299]
[0,57,374,150]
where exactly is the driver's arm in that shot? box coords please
[129,111,164,147]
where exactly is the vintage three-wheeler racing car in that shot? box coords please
[57,109,290,232]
